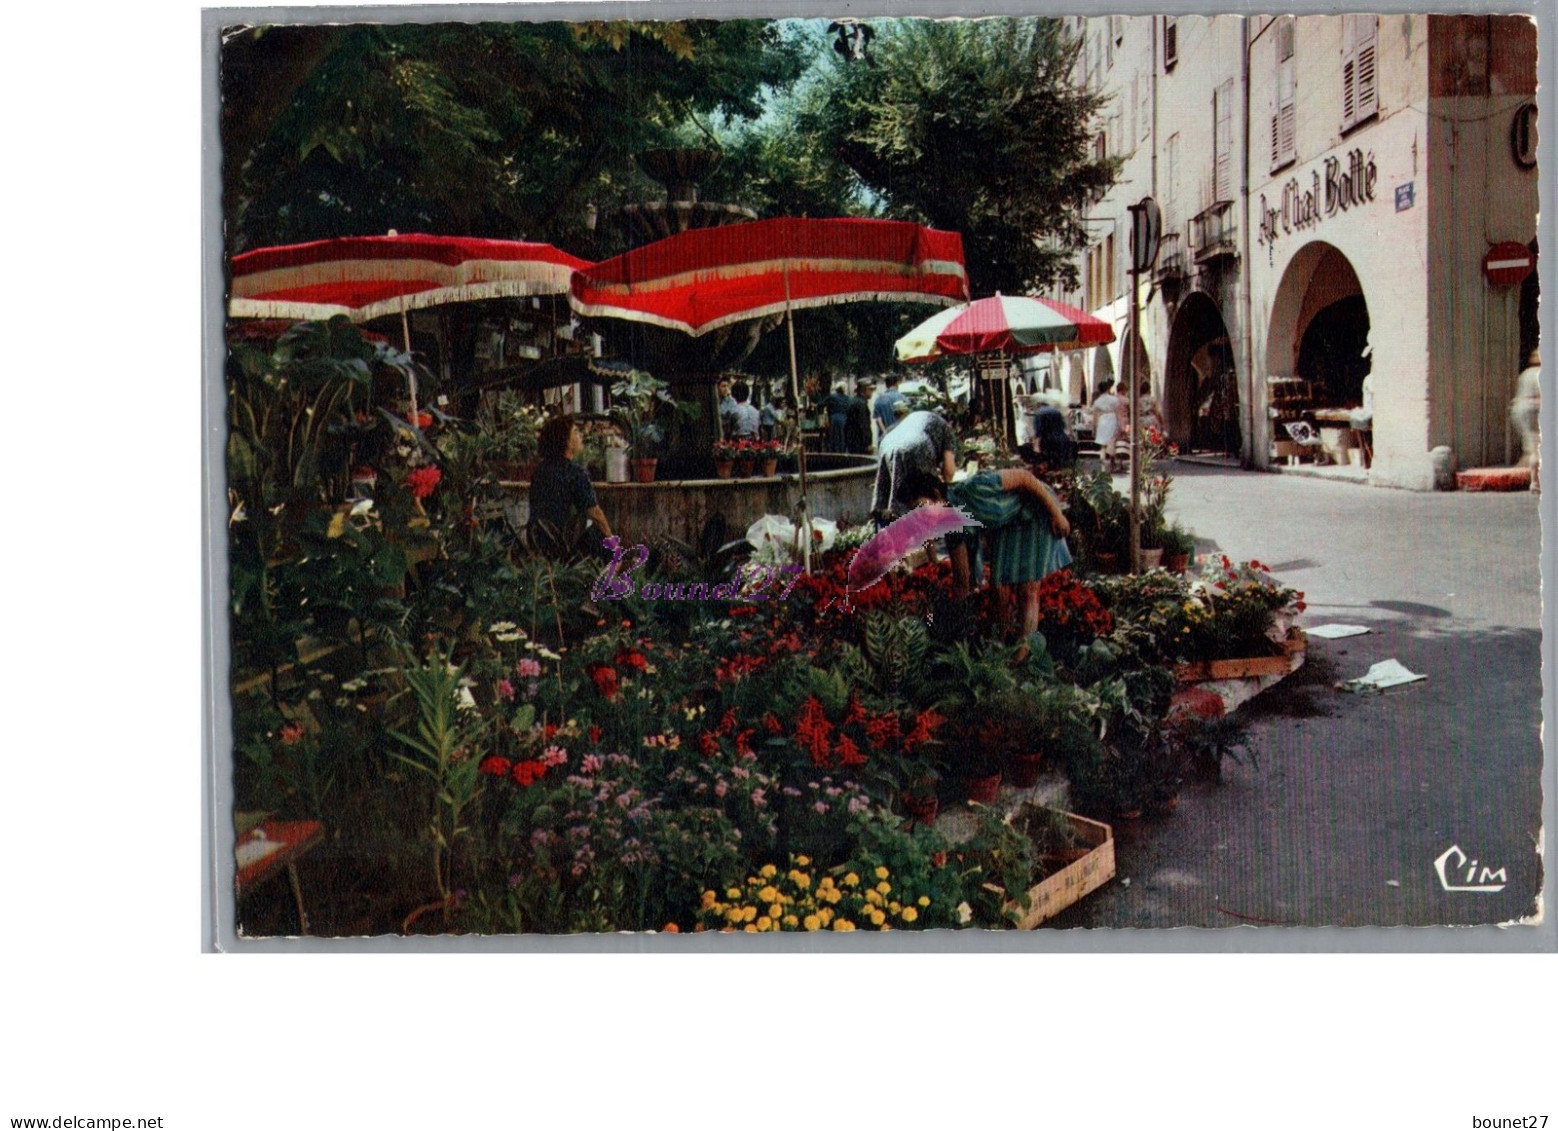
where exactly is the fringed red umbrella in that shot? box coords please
[229,233,591,322]
[570,217,969,570]
[230,233,592,424]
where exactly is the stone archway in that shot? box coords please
[1266,241,1371,460]
[1091,344,1116,397]
[1166,291,1238,453]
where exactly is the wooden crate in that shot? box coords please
[1008,809,1116,929]
[1173,629,1306,683]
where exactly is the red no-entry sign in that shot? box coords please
[1483,241,1535,286]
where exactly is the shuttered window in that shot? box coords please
[1163,16,1178,70]
[1214,80,1234,201]
[1138,70,1151,142]
[1271,17,1296,170]
[1341,15,1379,132]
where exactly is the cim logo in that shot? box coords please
[1434,845,1507,893]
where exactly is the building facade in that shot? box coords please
[1054,14,1538,489]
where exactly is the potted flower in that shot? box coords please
[485,392,547,481]
[752,438,785,476]
[711,438,741,478]
[981,690,1050,790]
[610,369,676,483]
[1160,522,1196,574]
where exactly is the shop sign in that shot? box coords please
[1258,148,1378,246]
[1395,182,1414,212]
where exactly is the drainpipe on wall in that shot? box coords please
[1240,16,1276,469]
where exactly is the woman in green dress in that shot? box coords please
[946,443,1072,648]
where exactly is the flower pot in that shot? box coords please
[759,458,779,477]
[734,459,754,478]
[714,460,734,479]
[605,448,630,483]
[1008,752,1045,790]
[902,793,939,827]
[1163,551,1191,575]
[1140,547,1164,570]
[630,458,658,484]
[1094,551,1120,575]
[965,773,1003,805]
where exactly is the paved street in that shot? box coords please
[1054,463,1546,929]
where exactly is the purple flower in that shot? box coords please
[750,788,767,807]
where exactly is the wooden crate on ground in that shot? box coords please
[1172,629,1306,683]
[1008,809,1116,929]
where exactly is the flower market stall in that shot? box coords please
[227,321,1307,936]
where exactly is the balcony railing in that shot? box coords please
[1190,200,1238,264]
[1155,231,1186,280]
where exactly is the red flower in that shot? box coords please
[698,732,720,758]
[836,735,867,767]
[543,724,560,741]
[511,760,547,787]
[587,663,619,701]
[762,712,784,735]
[794,696,834,768]
[588,725,602,746]
[904,709,946,751]
[864,712,901,751]
[415,411,434,429]
[279,723,305,746]
[406,466,442,499]
[614,648,648,672]
[843,693,868,726]
[479,755,512,778]
[716,708,738,737]
[735,729,755,757]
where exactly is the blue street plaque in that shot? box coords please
[1395,182,1415,212]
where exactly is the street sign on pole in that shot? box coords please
[1483,241,1535,287]
[1129,197,1161,275]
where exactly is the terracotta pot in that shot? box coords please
[760,458,779,477]
[1008,753,1045,790]
[1140,547,1164,570]
[965,773,1003,804]
[1163,551,1191,575]
[1094,551,1120,575]
[734,459,754,478]
[630,458,658,484]
[714,460,734,479]
[902,793,939,827]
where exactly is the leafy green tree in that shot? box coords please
[222,20,809,252]
[807,18,1116,295]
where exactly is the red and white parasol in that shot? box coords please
[893,293,1114,363]
[568,217,968,335]
[229,233,591,322]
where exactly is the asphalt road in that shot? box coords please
[1053,463,1547,930]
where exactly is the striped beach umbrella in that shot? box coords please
[894,294,1114,363]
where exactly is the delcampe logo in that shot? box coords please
[1433,845,1507,893]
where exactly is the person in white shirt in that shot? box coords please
[1091,381,1122,471]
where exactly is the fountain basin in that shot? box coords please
[504,454,876,547]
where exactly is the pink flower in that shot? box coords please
[581,754,604,775]
[496,679,516,700]
[517,658,542,678]
[540,744,568,767]
[279,723,305,745]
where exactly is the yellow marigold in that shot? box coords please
[901,906,919,923]
[742,905,757,923]
[803,914,822,931]
[864,890,883,907]
[768,903,783,920]
[701,891,717,908]
[725,908,744,924]
[783,915,799,928]
[816,907,834,925]
[876,881,892,896]
[822,888,842,904]
[843,872,860,887]
[833,918,856,932]
[756,916,772,931]
[744,923,759,933]
[795,855,811,867]
[874,866,890,880]
[917,896,931,908]
[889,902,902,914]
[758,885,780,904]
[760,864,778,879]
[868,908,886,927]
[726,887,742,900]
[817,875,835,890]
[789,870,812,889]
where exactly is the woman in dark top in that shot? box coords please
[1031,404,1077,471]
[526,415,615,558]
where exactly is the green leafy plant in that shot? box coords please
[388,648,487,905]
[610,369,676,459]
